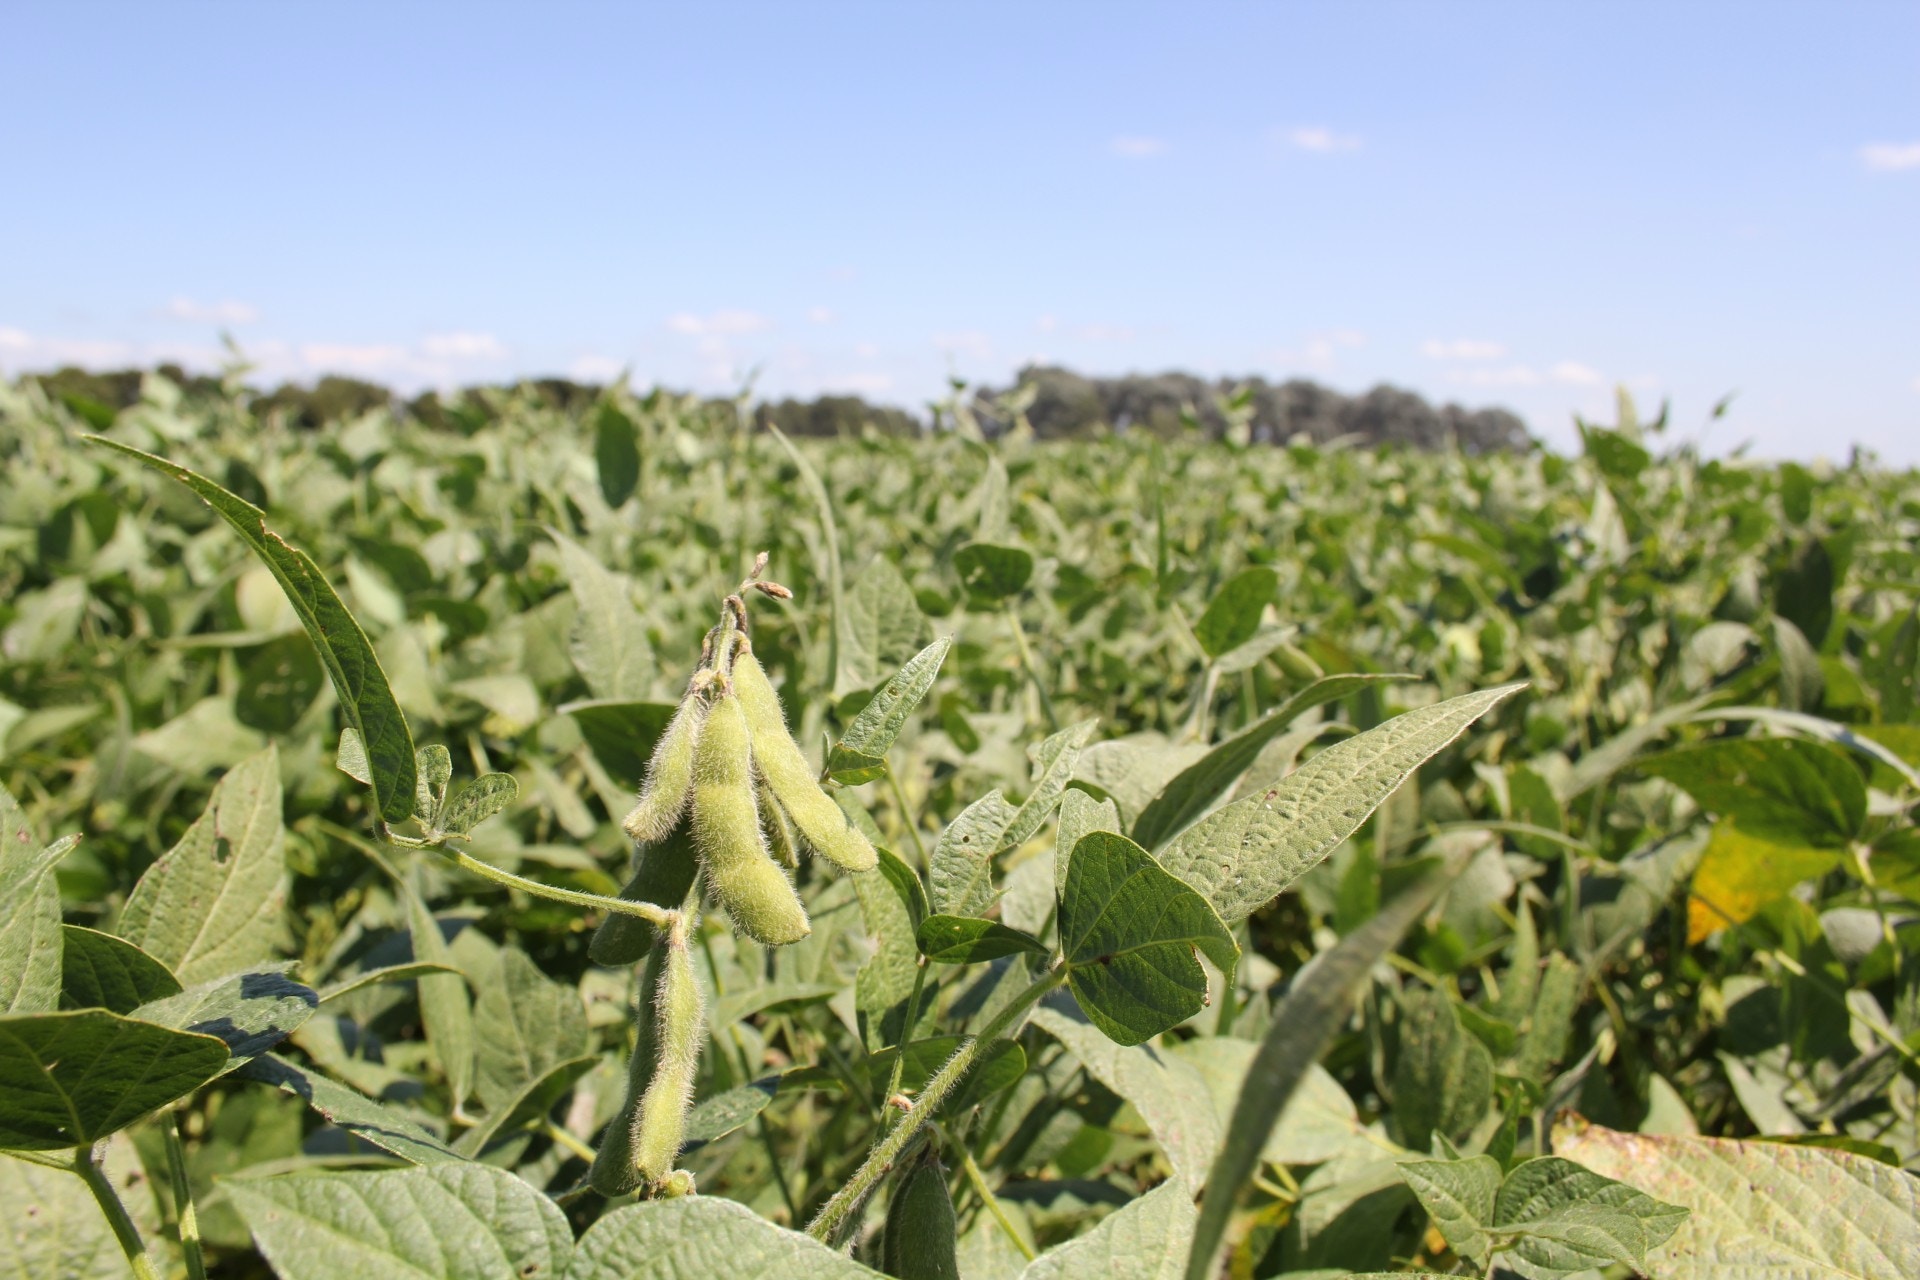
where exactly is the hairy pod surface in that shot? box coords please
[731,644,878,873]
[881,1153,960,1280]
[623,694,706,844]
[629,921,705,1187]
[758,780,799,869]
[691,692,811,945]
[589,818,701,966]
[587,940,668,1197]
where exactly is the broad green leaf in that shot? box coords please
[58,925,182,1013]
[837,554,934,698]
[335,726,372,785]
[928,789,1019,918]
[1558,694,1712,802]
[132,968,317,1074]
[453,1055,596,1158]
[954,541,1033,604]
[551,528,653,702]
[316,961,460,1004]
[1686,822,1845,942]
[1193,566,1278,657]
[1020,1179,1195,1280]
[712,981,838,1028]
[472,948,590,1112]
[569,1194,881,1279]
[401,873,474,1108]
[1775,536,1835,648]
[1514,953,1581,1080]
[827,634,951,782]
[115,744,288,985]
[237,1054,460,1164]
[414,743,453,827]
[1184,858,1461,1280]
[0,1150,128,1276]
[916,915,1048,964]
[853,850,921,1021]
[1131,673,1410,851]
[1640,737,1865,847]
[225,1163,572,1280]
[436,771,519,837]
[1399,1155,1500,1263]
[1553,1119,1918,1280]
[1392,988,1494,1152]
[595,401,641,507]
[1058,832,1238,1046]
[1053,789,1120,897]
[563,698,680,784]
[0,791,70,1015]
[86,437,417,821]
[1003,719,1100,853]
[1493,1156,1689,1278]
[683,1078,782,1147]
[0,1010,228,1149]
[1773,615,1826,712]
[1161,683,1522,923]
[873,844,929,928]
[1166,1041,1362,1167]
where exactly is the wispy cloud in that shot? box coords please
[420,331,508,360]
[1108,135,1167,159]
[297,343,414,374]
[1549,360,1603,386]
[164,296,260,325]
[1421,338,1508,361]
[1861,141,1920,172]
[1283,126,1362,154]
[569,354,626,382]
[807,306,835,325]
[666,310,773,336]
[1444,360,1603,388]
[1274,328,1366,370]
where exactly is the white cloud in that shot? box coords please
[0,327,30,352]
[420,331,508,360]
[667,309,772,336]
[854,342,879,359]
[164,296,260,325]
[933,330,992,359]
[807,306,835,325]
[298,343,414,374]
[1861,142,1920,172]
[1550,360,1603,386]
[1443,360,1604,389]
[1284,126,1362,153]
[1109,135,1167,159]
[569,354,626,382]
[1276,328,1366,370]
[1422,338,1508,360]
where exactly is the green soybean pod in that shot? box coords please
[623,694,706,845]
[691,692,811,945]
[589,817,701,966]
[587,941,667,1197]
[629,919,705,1186]
[731,643,878,873]
[881,1152,960,1280]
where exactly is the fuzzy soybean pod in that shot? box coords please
[627,918,705,1187]
[881,1152,960,1280]
[691,692,811,945]
[730,643,878,873]
[623,694,706,845]
[586,941,667,1197]
[589,818,701,966]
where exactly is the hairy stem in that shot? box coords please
[881,957,931,1128]
[74,1146,161,1280]
[958,1143,1034,1261]
[432,843,675,927]
[163,1113,207,1280]
[807,965,1067,1244]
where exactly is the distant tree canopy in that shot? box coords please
[19,362,1532,451]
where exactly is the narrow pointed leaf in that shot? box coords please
[827,635,952,782]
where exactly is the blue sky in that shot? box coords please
[3,2,1915,460]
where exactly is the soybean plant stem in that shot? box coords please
[430,841,675,928]
[881,957,931,1127]
[163,1113,207,1280]
[807,965,1068,1244]
[74,1146,161,1280]
[958,1143,1034,1261]
[1004,608,1059,733]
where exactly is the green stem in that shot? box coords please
[543,1121,598,1164]
[887,769,930,866]
[1004,608,1059,733]
[807,965,1067,1244]
[957,1143,1034,1261]
[430,842,675,927]
[882,957,931,1127]
[164,1113,207,1280]
[74,1146,161,1280]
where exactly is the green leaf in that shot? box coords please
[316,961,460,1004]
[563,699,680,786]
[1003,720,1100,853]
[1392,988,1494,1152]
[569,1194,880,1279]
[1183,858,1462,1280]
[1399,1155,1501,1264]
[131,968,317,1074]
[916,915,1048,964]
[453,1055,596,1158]
[85,436,418,822]
[1193,566,1278,657]
[436,772,519,838]
[1640,736,1865,847]
[1167,1041,1362,1166]
[1775,536,1835,648]
[928,789,1019,918]
[1054,789,1120,897]
[874,844,929,928]
[1772,615,1826,713]
[1131,673,1411,851]
[838,555,934,698]
[401,874,474,1109]
[550,529,653,702]
[827,635,951,782]
[0,1010,229,1149]
[712,980,838,1029]
[1493,1156,1689,1278]
[954,541,1034,605]
[1686,821,1845,941]
[225,1163,573,1280]
[1160,683,1523,923]
[472,948,590,1113]
[0,791,70,1015]
[1057,832,1238,1046]
[115,745,287,985]
[683,1078,782,1147]
[769,425,852,705]
[1019,1179,1195,1280]
[1554,1118,1919,1280]
[58,926,182,1013]
[0,1149,130,1275]
[335,726,372,785]
[414,743,453,827]
[236,1054,460,1164]
[595,401,641,508]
